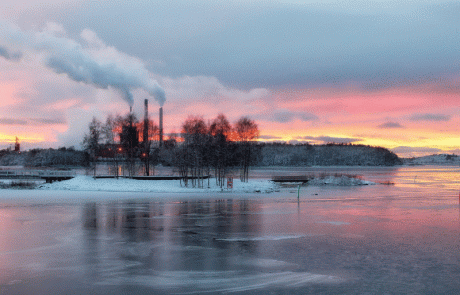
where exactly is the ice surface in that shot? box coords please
[215,234,310,242]
[1,166,460,294]
[96,270,343,292]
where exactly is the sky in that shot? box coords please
[1,0,460,157]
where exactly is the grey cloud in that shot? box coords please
[272,110,318,123]
[300,113,319,121]
[378,122,404,129]
[0,46,22,61]
[409,113,450,122]
[0,117,66,126]
[392,146,442,155]
[30,118,66,124]
[0,47,8,59]
[57,1,460,91]
[273,111,294,123]
[0,118,28,125]
[13,1,460,93]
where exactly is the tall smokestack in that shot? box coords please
[129,105,133,128]
[159,107,163,147]
[143,99,149,145]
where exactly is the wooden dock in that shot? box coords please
[0,170,75,183]
[0,170,211,183]
[271,175,312,183]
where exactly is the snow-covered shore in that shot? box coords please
[36,174,375,193]
[38,176,278,193]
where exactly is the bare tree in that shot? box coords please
[101,114,116,145]
[209,113,232,187]
[118,113,139,177]
[181,115,209,188]
[139,119,159,176]
[82,117,102,176]
[235,117,259,182]
[100,114,120,177]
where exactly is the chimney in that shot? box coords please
[159,107,163,147]
[143,99,149,145]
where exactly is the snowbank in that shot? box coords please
[38,176,278,193]
[37,174,375,193]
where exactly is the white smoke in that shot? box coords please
[0,20,165,106]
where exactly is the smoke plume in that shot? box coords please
[0,20,165,106]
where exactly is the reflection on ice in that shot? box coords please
[215,234,309,241]
[231,257,295,268]
[74,199,348,293]
[2,166,460,293]
[97,270,343,293]
[83,202,97,228]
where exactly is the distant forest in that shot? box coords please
[0,143,402,168]
[257,142,402,166]
[0,147,88,167]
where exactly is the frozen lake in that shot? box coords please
[1,166,460,294]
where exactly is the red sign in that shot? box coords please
[227,177,233,189]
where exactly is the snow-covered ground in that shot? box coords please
[38,176,278,193]
[36,174,375,193]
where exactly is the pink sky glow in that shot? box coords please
[1,1,460,158]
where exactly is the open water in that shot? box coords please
[1,166,460,294]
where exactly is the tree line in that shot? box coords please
[0,117,402,175]
[175,114,259,187]
[257,142,402,166]
[0,141,402,171]
[82,112,260,185]
[0,147,87,167]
